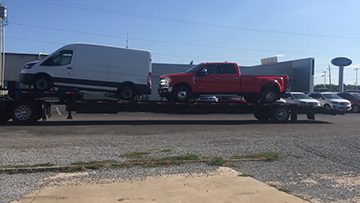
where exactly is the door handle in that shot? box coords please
[214,77,219,80]
[67,67,73,69]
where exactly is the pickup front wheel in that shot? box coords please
[173,86,191,102]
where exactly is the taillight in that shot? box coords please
[285,76,289,88]
[147,72,152,87]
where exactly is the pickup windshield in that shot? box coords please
[186,64,203,73]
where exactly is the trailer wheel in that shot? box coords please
[33,76,52,91]
[0,109,10,123]
[254,111,270,122]
[270,106,289,123]
[11,100,39,125]
[261,87,278,103]
[119,86,136,100]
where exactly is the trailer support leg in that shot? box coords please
[291,109,298,121]
[307,113,315,120]
[67,111,72,119]
[65,95,74,119]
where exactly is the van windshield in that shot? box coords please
[41,50,73,66]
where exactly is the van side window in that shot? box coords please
[41,50,73,66]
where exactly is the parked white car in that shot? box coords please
[280,92,320,106]
[308,92,351,111]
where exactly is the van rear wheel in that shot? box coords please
[119,86,136,100]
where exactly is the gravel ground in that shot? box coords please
[1,113,360,203]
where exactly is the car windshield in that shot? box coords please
[185,64,203,73]
[323,93,341,99]
[352,94,360,99]
[292,93,311,99]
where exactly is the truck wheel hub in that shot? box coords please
[265,91,275,101]
[177,91,187,100]
[15,105,32,120]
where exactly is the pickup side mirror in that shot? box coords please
[197,68,208,76]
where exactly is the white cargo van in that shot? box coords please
[19,43,152,100]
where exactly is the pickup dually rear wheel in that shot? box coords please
[261,87,278,103]
[11,100,39,125]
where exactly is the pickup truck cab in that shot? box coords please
[158,62,289,103]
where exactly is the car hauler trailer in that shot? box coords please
[0,87,340,125]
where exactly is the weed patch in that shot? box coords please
[120,152,150,159]
[231,152,281,161]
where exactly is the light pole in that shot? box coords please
[322,71,326,89]
[0,3,6,88]
[355,68,359,90]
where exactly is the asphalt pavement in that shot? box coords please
[0,106,359,202]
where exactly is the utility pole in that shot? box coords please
[126,33,129,48]
[355,68,359,90]
[328,65,332,91]
[322,71,326,89]
[0,1,6,89]
[0,0,2,88]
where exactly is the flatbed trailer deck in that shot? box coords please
[0,88,340,125]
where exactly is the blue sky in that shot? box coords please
[3,0,360,85]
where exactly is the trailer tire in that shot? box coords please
[254,111,270,122]
[33,75,52,91]
[270,106,289,123]
[0,110,10,123]
[11,100,39,125]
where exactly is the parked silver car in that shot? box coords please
[308,92,351,111]
[280,92,320,106]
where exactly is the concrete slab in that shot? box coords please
[12,167,308,203]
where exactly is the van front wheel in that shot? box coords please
[33,76,52,91]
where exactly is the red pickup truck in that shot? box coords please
[158,62,289,103]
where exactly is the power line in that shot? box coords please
[10,22,344,57]
[28,0,360,40]
[6,36,258,63]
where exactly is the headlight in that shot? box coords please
[159,77,172,87]
[331,101,339,104]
